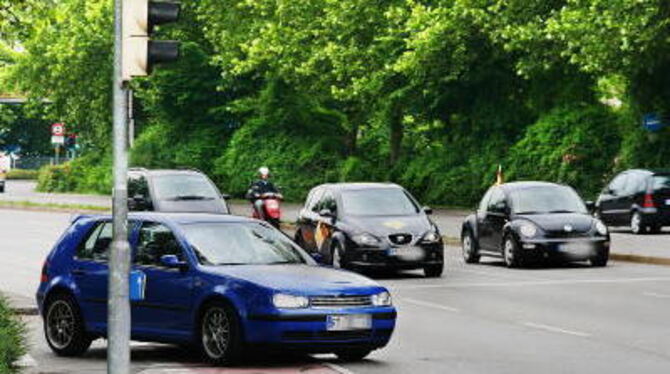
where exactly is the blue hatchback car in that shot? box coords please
[36,213,396,364]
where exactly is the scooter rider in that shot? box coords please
[246,167,281,219]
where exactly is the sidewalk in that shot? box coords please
[1,291,37,315]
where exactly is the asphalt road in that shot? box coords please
[1,209,670,373]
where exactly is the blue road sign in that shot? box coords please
[642,113,666,132]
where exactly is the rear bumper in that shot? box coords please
[243,308,396,351]
[640,208,670,226]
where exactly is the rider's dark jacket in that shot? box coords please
[246,179,279,200]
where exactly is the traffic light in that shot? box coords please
[122,0,181,81]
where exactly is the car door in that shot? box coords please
[298,187,324,252]
[315,190,338,260]
[479,187,508,252]
[71,220,113,332]
[599,173,628,225]
[131,221,195,338]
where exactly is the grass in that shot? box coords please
[0,200,109,213]
[0,296,26,373]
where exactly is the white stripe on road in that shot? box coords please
[643,291,670,299]
[324,362,358,374]
[523,322,591,338]
[13,354,37,368]
[391,277,670,290]
[401,298,459,313]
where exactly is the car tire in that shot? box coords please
[335,349,372,361]
[630,211,644,235]
[424,264,444,278]
[331,241,349,270]
[462,230,480,264]
[44,293,92,357]
[648,224,662,234]
[198,301,243,366]
[590,249,609,267]
[503,236,523,268]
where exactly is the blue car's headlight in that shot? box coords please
[273,293,309,309]
[371,291,393,306]
[352,233,381,247]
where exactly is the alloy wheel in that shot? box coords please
[462,235,472,260]
[46,300,75,350]
[504,239,515,267]
[631,212,642,234]
[201,307,231,360]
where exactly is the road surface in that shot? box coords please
[1,209,669,373]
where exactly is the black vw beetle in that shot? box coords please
[461,182,610,268]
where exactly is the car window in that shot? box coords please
[152,174,219,201]
[340,188,419,216]
[511,186,587,214]
[77,221,112,261]
[652,175,670,192]
[320,191,337,213]
[478,188,493,214]
[487,188,507,213]
[307,187,324,212]
[607,173,628,195]
[128,174,150,200]
[135,222,185,266]
[182,222,311,266]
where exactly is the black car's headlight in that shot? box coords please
[273,293,309,309]
[371,291,393,306]
[519,222,538,238]
[352,233,381,247]
[594,220,608,236]
[421,231,441,244]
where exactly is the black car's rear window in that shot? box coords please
[341,188,419,216]
[652,175,670,191]
[152,174,219,201]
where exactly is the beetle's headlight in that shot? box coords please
[422,231,441,243]
[273,293,309,309]
[519,223,538,238]
[352,233,380,247]
[595,220,608,236]
[371,291,392,306]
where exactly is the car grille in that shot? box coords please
[544,230,591,239]
[310,295,373,308]
[388,233,413,245]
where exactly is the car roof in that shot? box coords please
[499,181,567,191]
[620,168,670,176]
[129,168,208,177]
[317,182,403,192]
[77,212,256,225]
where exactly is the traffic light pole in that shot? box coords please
[109,0,131,373]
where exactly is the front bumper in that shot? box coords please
[244,307,396,352]
[639,207,670,226]
[346,242,444,269]
[520,237,609,261]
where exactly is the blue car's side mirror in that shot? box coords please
[160,255,188,271]
[310,252,324,264]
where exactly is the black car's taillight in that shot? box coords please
[643,191,655,208]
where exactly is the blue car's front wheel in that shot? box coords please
[199,301,242,365]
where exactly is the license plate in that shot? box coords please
[559,242,593,254]
[388,246,423,260]
[666,199,670,206]
[327,314,372,331]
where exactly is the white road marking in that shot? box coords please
[401,298,459,313]
[13,354,37,368]
[451,267,549,281]
[523,322,591,338]
[391,277,670,290]
[324,362,358,374]
[643,291,670,299]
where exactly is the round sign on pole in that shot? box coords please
[51,123,66,136]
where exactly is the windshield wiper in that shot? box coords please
[548,209,579,214]
[267,261,296,265]
[169,195,215,201]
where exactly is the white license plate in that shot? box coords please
[388,246,423,259]
[559,242,593,254]
[327,314,372,331]
[665,199,670,206]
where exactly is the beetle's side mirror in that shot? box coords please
[221,193,231,199]
[423,206,433,215]
[585,200,595,212]
[160,255,189,271]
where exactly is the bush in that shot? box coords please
[5,169,38,180]
[0,296,26,373]
[36,153,112,195]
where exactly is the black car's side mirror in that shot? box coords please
[221,193,231,199]
[585,200,595,212]
[319,209,334,218]
[423,206,433,215]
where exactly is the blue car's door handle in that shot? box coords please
[72,269,87,276]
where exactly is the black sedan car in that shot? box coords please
[295,183,444,277]
[595,169,670,234]
[461,182,610,268]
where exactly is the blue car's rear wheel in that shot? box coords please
[44,293,92,356]
[199,301,242,365]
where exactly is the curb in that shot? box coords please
[11,306,39,316]
[610,253,670,266]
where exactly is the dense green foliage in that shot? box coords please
[6,0,670,206]
[0,296,26,373]
[5,169,38,180]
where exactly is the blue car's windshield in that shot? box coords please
[182,223,310,266]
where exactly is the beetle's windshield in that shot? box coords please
[182,223,311,266]
[511,186,587,215]
[341,188,420,216]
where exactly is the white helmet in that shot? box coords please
[258,166,270,177]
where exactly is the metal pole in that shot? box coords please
[109,0,131,372]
